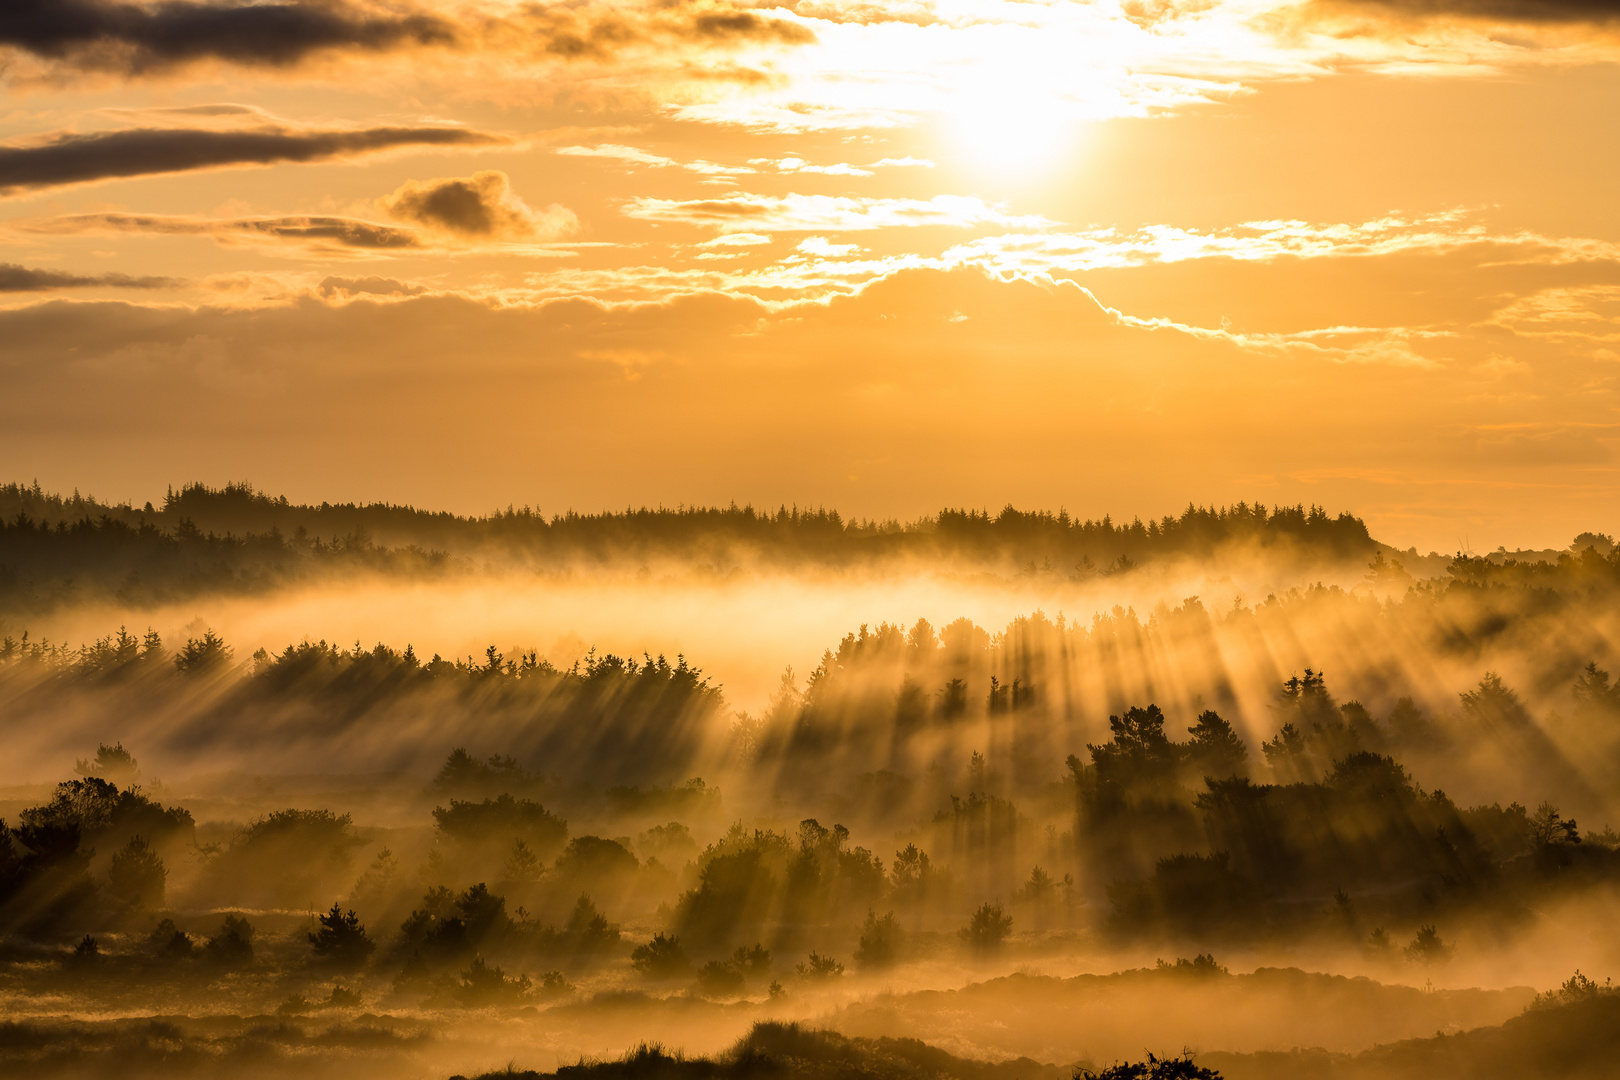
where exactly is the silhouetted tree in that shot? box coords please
[1403,924,1453,966]
[107,835,165,910]
[70,934,100,963]
[563,894,619,955]
[1529,802,1580,848]
[855,910,901,968]
[74,743,139,786]
[1185,710,1247,779]
[309,903,375,966]
[732,943,771,976]
[960,902,1012,952]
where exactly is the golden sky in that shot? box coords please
[2,0,1618,549]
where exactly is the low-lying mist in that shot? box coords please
[1,483,1618,1080]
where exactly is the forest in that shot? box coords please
[0,480,1397,612]
[0,483,1618,1079]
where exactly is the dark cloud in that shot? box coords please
[317,275,428,298]
[0,0,819,77]
[379,170,573,239]
[0,262,182,291]
[0,123,507,195]
[776,0,939,28]
[684,11,818,43]
[0,0,458,74]
[532,4,816,60]
[537,10,643,59]
[1327,0,1620,22]
[26,212,422,252]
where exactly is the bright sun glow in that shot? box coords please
[943,86,1079,178]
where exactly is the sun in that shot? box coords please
[941,85,1082,180]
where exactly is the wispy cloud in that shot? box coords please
[934,213,1620,273]
[624,192,1052,232]
[20,212,424,256]
[761,157,874,177]
[0,122,507,195]
[0,262,182,291]
[555,143,756,176]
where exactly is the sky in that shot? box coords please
[1,0,1618,551]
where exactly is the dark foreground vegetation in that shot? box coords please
[449,1022,1063,1080]
[440,997,1620,1080]
[0,991,1613,1080]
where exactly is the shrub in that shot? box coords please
[960,902,1012,952]
[1528,970,1612,1010]
[696,959,747,998]
[149,918,193,958]
[432,796,567,858]
[1078,1053,1223,1079]
[795,952,844,979]
[630,933,691,979]
[326,985,362,1008]
[539,970,576,998]
[277,993,312,1016]
[212,809,363,907]
[553,836,638,885]
[855,910,901,968]
[732,943,771,977]
[456,957,531,1005]
[1155,954,1228,977]
[204,914,254,966]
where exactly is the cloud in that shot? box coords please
[0,122,507,195]
[766,157,874,177]
[0,0,458,74]
[10,266,1599,543]
[317,275,429,299]
[556,143,679,168]
[22,212,423,255]
[0,262,181,291]
[556,143,756,175]
[796,237,861,256]
[932,212,1620,276]
[0,0,820,87]
[1322,0,1620,24]
[531,3,815,62]
[680,10,817,44]
[623,193,1052,232]
[379,171,577,240]
[697,233,773,247]
[20,173,574,254]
